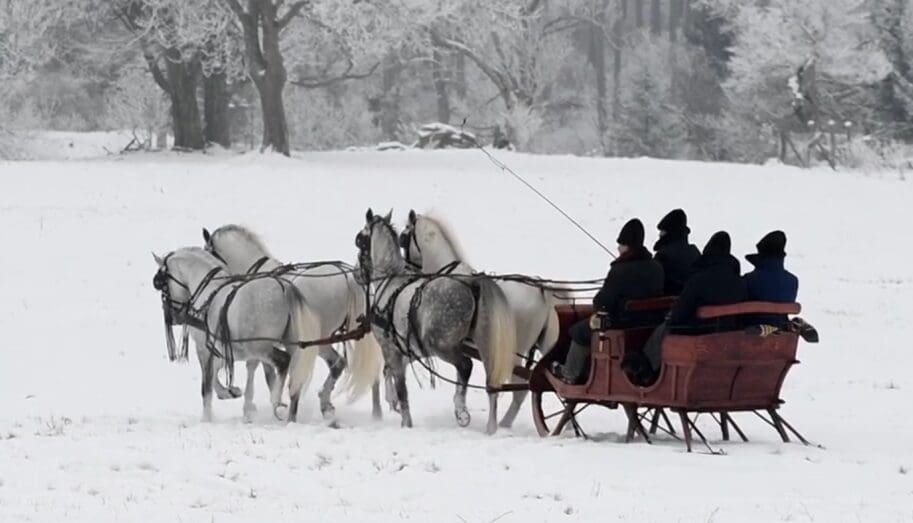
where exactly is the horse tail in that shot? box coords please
[476,277,517,388]
[341,275,384,401]
[285,287,322,399]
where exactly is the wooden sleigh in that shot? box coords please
[528,299,811,452]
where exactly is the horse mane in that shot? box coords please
[176,246,225,268]
[420,212,472,266]
[213,224,272,257]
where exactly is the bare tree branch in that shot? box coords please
[222,0,248,22]
[291,61,380,88]
[277,0,309,29]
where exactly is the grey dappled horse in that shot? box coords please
[152,247,320,422]
[357,209,518,434]
[400,210,560,428]
[202,225,384,423]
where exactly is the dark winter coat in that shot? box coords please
[653,233,701,295]
[593,246,665,326]
[742,257,798,328]
[667,253,748,332]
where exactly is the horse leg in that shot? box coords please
[242,360,259,423]
[499,380,528,429]
[213,359,242,400]
[198,352,215,422]
[388,356,412,428]
[383,364,399,412]
[371,379,383,420]
[268,347,291,420]
[438,351,473,427]
[486,391,500,435]
[317,345,345,421]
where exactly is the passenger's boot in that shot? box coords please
[559,341,590,384]
[790,317,819,343]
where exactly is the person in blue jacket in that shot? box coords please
[742,230,798,329]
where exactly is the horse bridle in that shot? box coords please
[153,253,222,330]
[399,224,422,270]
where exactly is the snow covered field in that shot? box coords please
[0,149,911,522]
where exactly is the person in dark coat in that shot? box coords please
[653,209,700,295]
[640,231,748,376]
[742,230,798,329]
[555,218,664,384]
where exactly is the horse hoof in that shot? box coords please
[320,405,336,420]
[273,403,289,422]
[455,409,471,428]
[498,420,514,429]
[327,420,341,429]
[229,386,242,399]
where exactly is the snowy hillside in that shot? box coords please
[0,150,910,522]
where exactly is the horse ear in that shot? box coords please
[384,209,393,223]
[152,252,165,267]
[408,209,416,224]
[366,208,374,222]
[202,228,211,243]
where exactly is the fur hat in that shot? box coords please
[703,231,732,256]
[746,230,787,265]
[617,218,645,247]
[657,208,690,235]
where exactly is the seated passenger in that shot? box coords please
[554,218,664,384]
[640,231,748,376]
[653,208,700,295]
[742,230,798,329]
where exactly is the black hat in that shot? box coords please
[617,218,645,247]
[657,208,690,234]
[703,231,732,256]
[746,230,787,265]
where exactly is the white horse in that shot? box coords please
[203,224,384,423]
[399,210,560,428]
[357,209,518,434]
[152,247,321,422]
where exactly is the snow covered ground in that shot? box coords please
[0,149,911,522]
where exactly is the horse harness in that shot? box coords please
[360,216,481,362]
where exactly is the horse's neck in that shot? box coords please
[224,242,280,274]
[186,263,226,308]
[421,220,474,274]
[423,245,473,275]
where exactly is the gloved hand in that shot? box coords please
[589,313,602,330]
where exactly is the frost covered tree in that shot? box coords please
[725,0,891,129]
[428,0,572,150]
[115,0,238,149]
[871,0,913,139]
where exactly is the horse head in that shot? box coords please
[357,208,401,279]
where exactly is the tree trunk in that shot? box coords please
[612,0,626,121]
[669,0,683,41]
[431,47,451,123]
[650,0,662,35]
[253,75,289,155]
[380,55,401,140]
[455,53,467,98]
[590,16,607,154]
[163,52,204,150]
[203,72,231,148]
[231,0,293,156]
